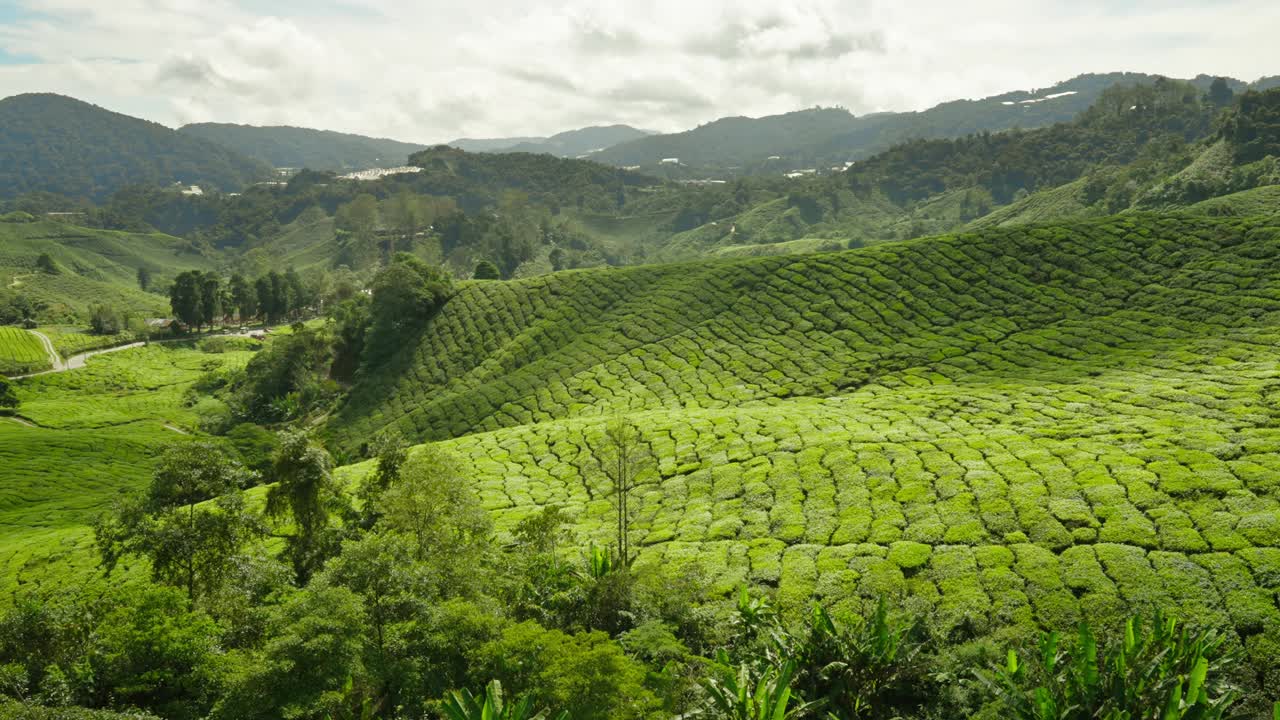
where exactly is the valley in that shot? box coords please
[0,63,1278,720]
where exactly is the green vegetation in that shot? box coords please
[322,213,1280,696]
[0,94,269,202]
[0,343,255,598]
[0,328,49,375]
[178,123,428,172]
[0,218,212,322]
[1,70,1280,720]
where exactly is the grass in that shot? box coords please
[325,212,1280,683]
[0,327,50,375]
[0,343,255,598]
[40,326,142,357]
[0,219,212,320]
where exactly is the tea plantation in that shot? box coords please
[329,213,1280,683]
[0,327,50,375]
[0,344,255,596]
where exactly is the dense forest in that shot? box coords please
[0,95,270,202]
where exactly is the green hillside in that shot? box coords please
[179,123,429,172]
[0,94,270,202]
[0,327,50,375]
[593,72,1239,176]
[652,83,1280,259]
[327,213,1280,680]
[0,217,213,320]
[0,343,256,596]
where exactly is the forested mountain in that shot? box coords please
[0,94,270,202]
[592,72,1263,176]
[642,81,1280,259]
[448,124,651,157]
[179,123,429,171]
[500,125,653,157]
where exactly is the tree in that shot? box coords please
[378,446,491,594]
[594,420,651,568]
[0,375,17,412]
[229,274,257,321]
[169,271,203,331]
[362,254,453,363]
[199,273,222,329]
[137,266,152,292]
[92,442,261,607]
[473,260,502,280]
[265,431,347,584]
[254,275,275,324]
[89,303,122,334]
[269,271,290,322]
[354,432,408,529]
[35,253,57,274]
[284,268,308,317]
[336,194,380,269]
[212,586,368,720]
[383,190,428,258]
[1208,77,1235,108]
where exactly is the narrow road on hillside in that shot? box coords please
[14,335,144,379]
[14,325,281,380]
[28,330,65,373]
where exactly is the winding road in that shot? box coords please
[14,331,146,379]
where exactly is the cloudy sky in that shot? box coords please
[1,0,1276,142]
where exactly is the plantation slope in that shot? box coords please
[0,327,51,375]
[0,219,212,317]
[329,214,1280,448]
[0,344,255,597]
[331,212,1280,680]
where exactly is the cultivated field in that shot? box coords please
[0,344,255,596]
[331,213,1280,684]
[0,327,50,375]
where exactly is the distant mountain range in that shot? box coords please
[447,125,652,158]
[178,123,430,172]
[4,71,1278,204]
[593,72,1280,175]
[0,93,270,202]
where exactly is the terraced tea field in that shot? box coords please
[0,344,255,596]
[331,213,1280,683]
[0,327,50,375]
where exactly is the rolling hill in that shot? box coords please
[448,125,651,157]
[0,94,270,202]
[592,72,1262,176]
[323,212,1280,686]
[179,123,430,171]
[0,215,214,320]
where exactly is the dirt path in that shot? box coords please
[27,330,65,373]
[13,325,280,380]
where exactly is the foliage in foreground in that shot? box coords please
[982,613,1244,720]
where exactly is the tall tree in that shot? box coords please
[284,268,308,317]
[199,272,222,329]
[136,266,152,292]
[255,275,274,323]
[594,420,651,568]
[1208,77,1235,107]
[169,271,203,331]
[230,273,258,321]
[93,442,261,607]
[266,431,347,584]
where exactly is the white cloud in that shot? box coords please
[1,0,1277,142]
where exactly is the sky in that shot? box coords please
[0,0,1277,143]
